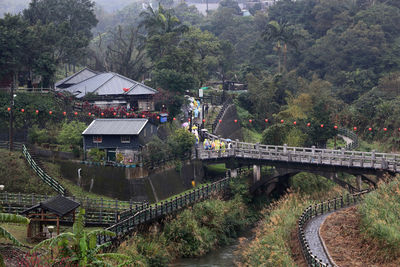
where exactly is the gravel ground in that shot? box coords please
[304,212,332,265]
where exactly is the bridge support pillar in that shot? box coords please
[356,175,362,191]
[230,169,238,178]
[253,165,261,183]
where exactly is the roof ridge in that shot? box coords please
[57,67,98,86]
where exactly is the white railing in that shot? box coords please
[201,132,400,173]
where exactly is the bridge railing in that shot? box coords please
[298,190,370,266]
[201,132,400,172]
[97,175,232,245]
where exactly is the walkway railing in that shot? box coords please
[0,191,146,226]
[201,132,400,173]
[22,145,66,195]
[338,128,359,150]
[298,190,370,266]
[212,97,233,133]
[98,176,232,244]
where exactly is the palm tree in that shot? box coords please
[0,213,30,266]
[139,4,188,37]
[263,20,300,73]
[33,209,130,266]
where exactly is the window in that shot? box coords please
[121,136,130,143]
[93,136,102,143]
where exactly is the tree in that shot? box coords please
[33,209,129,266]
[104,26,148,81]
[57,121,87,147]
[167,128,195,158]
[263,20,301,73]
[0,213,30,266]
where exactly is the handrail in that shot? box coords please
[22,145,66,195]
[97,175,233,244]
[338,128,359,150]
[298,190,370,266]
[201,132,400,173]
[212,97,233,133]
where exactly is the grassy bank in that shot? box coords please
[237,173,343,266]
[118,175,258,266]
[358,176,400,262]
[0,149,53,195]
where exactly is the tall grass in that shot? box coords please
[358,176,400,261]
[237,192,310,267]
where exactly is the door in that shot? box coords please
[107,150,116,162]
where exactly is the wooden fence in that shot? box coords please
[97,176,232,244]
[22,145,66,195]
[0,141,23,150]
[0,192,146,226]
[298,190,370,266]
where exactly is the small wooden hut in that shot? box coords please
[22,195,80,241]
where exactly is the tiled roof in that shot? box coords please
[23,195,80,217]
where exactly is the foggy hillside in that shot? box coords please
[0,0,139,16]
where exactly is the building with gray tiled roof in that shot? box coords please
[55,68,158,111]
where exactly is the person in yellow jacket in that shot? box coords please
[221,140,226,153]
[215,139,220,152]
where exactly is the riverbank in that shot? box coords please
[236,173,344,266]
[117,174,260,266]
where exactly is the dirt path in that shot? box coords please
[320,206,400,267]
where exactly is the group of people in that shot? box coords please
[203,138,232,152]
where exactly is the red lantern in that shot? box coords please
[157,116,160,119]
[7,107,10,111]
[353,127,357,131]
[35,110,39,114]
[113,112,117,116]
[368,127,372,131]
[49,111,52,115]
[234,119,238,123]
[21,109,24,113]
[63,111,67,116]
[202,119,205,123]
[307,123,311,127]
[74,112,78,116]
[249,119,252,123]
[101,112,104,116]
[219,119,222,123]
[88,112,91,116]
[320,124,324,128]
[142,114,145,118]
[123,88,129,92]
[293,121,296,125]
[384,128,387,132]
[280,119,284,123]
[173,117,176,121]
[334,125,338,129]
[265,119,268,123]
[398,128,400,132]
[188,118,191,122]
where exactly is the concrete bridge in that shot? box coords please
[200,132,399,193]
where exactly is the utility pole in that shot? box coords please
[9,81,14,151]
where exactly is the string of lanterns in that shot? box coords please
[5,107,399,131]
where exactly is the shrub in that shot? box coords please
[88,148,105,162]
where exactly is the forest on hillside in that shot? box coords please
[1,0,399,150]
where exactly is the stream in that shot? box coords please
[171,230,254,267]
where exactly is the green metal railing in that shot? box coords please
[22,145,66,195]
[98,176,232,244]
[298,190,370,266]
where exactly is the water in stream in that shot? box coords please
[171,231,253,267]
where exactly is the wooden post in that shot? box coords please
[57,216,60,235]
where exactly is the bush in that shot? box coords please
[88,148,105,162]
[167,128,196,158]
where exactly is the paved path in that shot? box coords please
[304,212,332,265]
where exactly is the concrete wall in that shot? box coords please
[55,159,205,203]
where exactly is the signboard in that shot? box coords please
[199,89,203,98]
[160,116,167,123]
